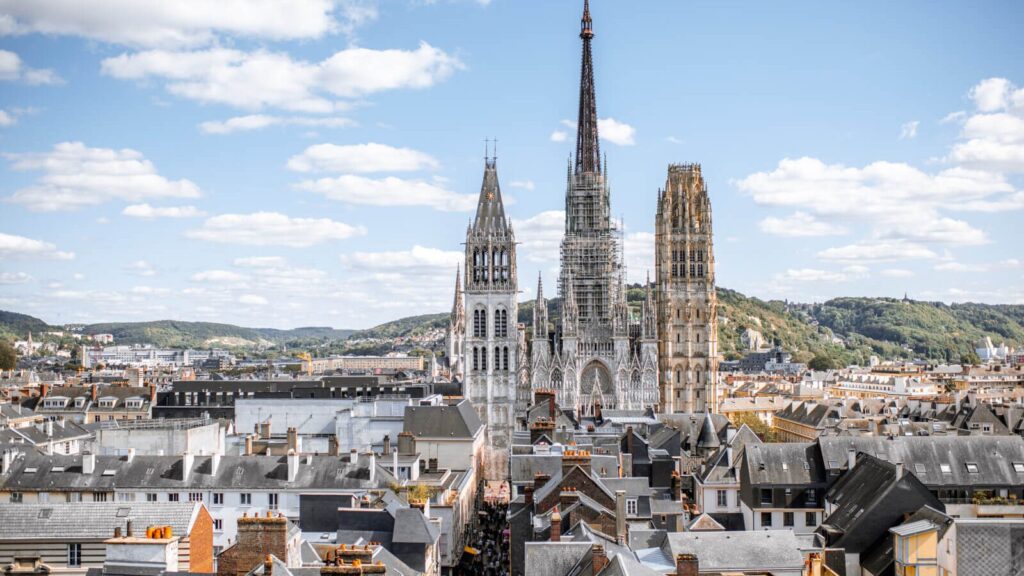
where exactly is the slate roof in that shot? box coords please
[597,553,663,576]
[955,519,1024,576]
[0,502,200,540]
[0,452,395,492]
[511,454,562,484]
[523,542,592,576]
[661,530,805,573]
[743,442,826,485]
[403,400,482,439]
[392,508,439,545]
[817,435,1024,487]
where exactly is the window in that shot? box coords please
[717,490,728,508]
[117,492,132,502]
[966,463,979,474]
[213,519,223,532]
[1014,462,1024,473]
[93,493,108,502]
[66,493,82,503]
[240,493,252,506]
[806,512,816,526]
[168,493,180,502]
[940,463,952,474]
[146,493,157,502]
[472,348,479,371]
[473,309,486,338]
[783,512,794,527]
[213,493,224,505]
[268,493,279,510]
[188,492,203,502]
[806,489,817,504]
[626,499,637,516]
[9,492,22,503]
[481,348,487,372]
[68,544,83,567]
[761,512,772,527]
[503,347,509,372]
[760,489,772,505]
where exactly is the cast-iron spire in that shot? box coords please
[574,0,600,175]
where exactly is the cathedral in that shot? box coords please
[445,0,718,478]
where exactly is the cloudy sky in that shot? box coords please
[1,0,1022,329]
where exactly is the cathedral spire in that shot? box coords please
[534,273,548,339]
[574,0,600,175]
[473,154,507,232]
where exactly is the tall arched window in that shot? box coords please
[473,309,486,338]
[495,309,508,338]
[503,347,509,371]
[481,347,488,372]
[472,347,479,371]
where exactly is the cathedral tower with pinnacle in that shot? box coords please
[460,153,518,480]
[529,0,659,416]
[655,164,718,413]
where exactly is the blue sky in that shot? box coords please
[1,0,1022,329]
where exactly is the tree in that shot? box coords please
[808,355,837,371]
[734,412,777,442]
[959,351,981,366]
[0,340,17,371]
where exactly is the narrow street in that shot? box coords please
[458,481,510,576]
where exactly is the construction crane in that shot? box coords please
[295,352,313,376]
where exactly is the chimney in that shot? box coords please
[40,383,49,398]
[287,428,298,453]
[126,448,136,464]
[534,472,551,492]
[382,435,391,455]
[288,449,299,482]
[182,452,194,482]
[149,383,157,403]
[524,484,534,507]
[615,490,627,545]
[895,461,904,479]
[259,420,272,440]
[83,453,96,475]
[562,449,592,477]
[397,431,416,455]
[847,448,857,470]
[328,435,340,457]
[91,384,98,403]
[625,426,634,454]
[591,544,608,574]
[263,555,273,576]
[676,553,698,576]
[45,420,53,438]
[529,419,556,444]
[245,434,254,456]
[358,451,376,483]
[1,450,13,475]
[126,519,133,538]
[671,471,682,501]
[230,514,288,576]
[549,506,561,542]
[410,498,430,519]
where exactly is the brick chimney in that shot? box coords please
[382,435,391,456]
[529,419,556,444]
[615,490,626,545]
[671,471,682,502]
[286,428,298,453]
[397,431,416,455]
[245,434,254,456]
[40,383,49,398]
[90,384,98,403]
[676,553,698,576]
[328,435,340,457]
[259,420,271,440]
[219,512,289,576]
[625,426,634,454]
[549,506,561,542]
[524,484,534,507]
[561,449,591,476]
[533,472,551,492]
[591,544,608,574]
[149,383,157,403]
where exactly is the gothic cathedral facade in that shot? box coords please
[655,164,719,413]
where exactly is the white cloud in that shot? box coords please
[192,270,246,283]
[880,268,914,278]
[509,180,535,191]
[817,240,937,263]
[0,271,32,284]
[512,210,564,264]
[199,114,354,134]
[126,260,156,277]
[947,78,1024,173]
[130,285,170,295]
[0,110,14,126]
[295,174,475,212]
[287,142,439,173]
[598,117,636,146]
[758,211,846,237]
[899,120,919,140]
[0,232,74,260]
[550,131,568,143]
[0,49,62,85]
[624,232,654,282]
[773,267,867,283]
[940,111,966,124]
[342,245,461,273]
[122,203,206,219]
[0,0,369,49]
[233,256,287,268]
[934,258,1020,273]
[665,136,682,144]
[4,142,200,211]
[238,294,269,306]
[338,245,463,314]
[186,212,366,247]
[101,42,462,112]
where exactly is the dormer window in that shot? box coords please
[74,398,85,408]
[940,463,952,474]
[99,398,117,409]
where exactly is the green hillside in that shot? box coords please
[0,310,52,341]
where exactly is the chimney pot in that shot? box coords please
[676,553,699,576]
